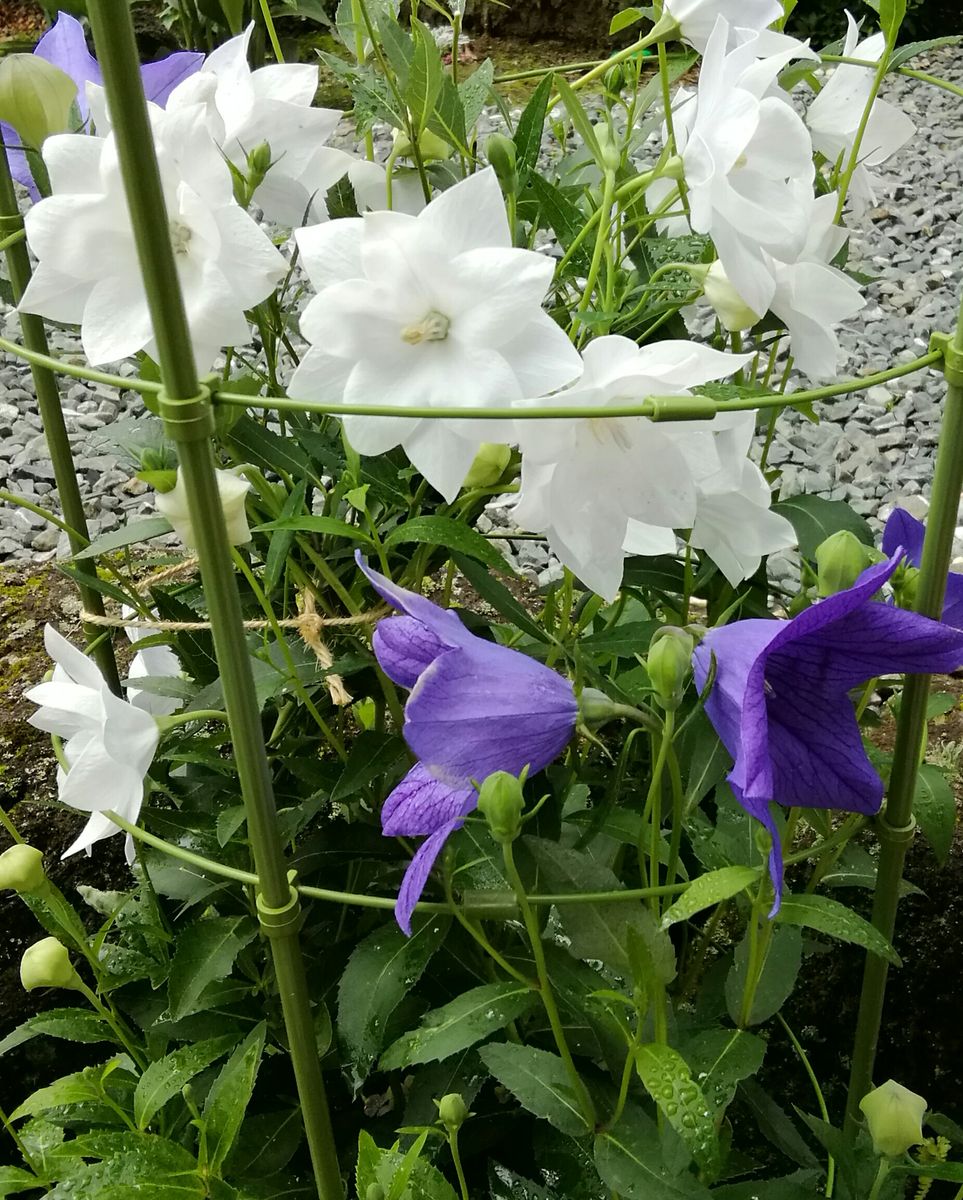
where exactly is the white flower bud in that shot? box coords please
[860,1079,927,1158]
[20,937,82,993]
[0,54,76,149]
[0,844,46,894]
[703,262,761,333]
[155,468,251,551]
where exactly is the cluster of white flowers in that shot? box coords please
[15,10,915,601]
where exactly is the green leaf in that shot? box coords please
[451,553,551,643]
[595,1104,712,1199]
[459,58,495,131]
[252,514,372,544]
[385,515,507,570]
[426,70,469,155]
[11,1056,132,1120]
[525,838,676,980]
[227,416,315,481]
[135,1035,237,1130]
[777,893,901,965]
[579,620,657,657]
[167,917,258,1021]
[725,925,803,1027]
[772,495,873,559]
[679,1028,766,1119]
[896,1161,963,1182]
[513,74,552,182]
[528,174,589,262]
[74,517,173,559]
[888,36,962,70]
[552,75,602,161]
[914,762,956,865]
[407,17,444,135]
[661,867,758,928]
[330,730,409,802]
[45,1136,205,1200]
[224,1109,304,1178]
[478,1043,591,1138]
[0,1166,41,1197]
[376,8,413,88]
[879,0,907,41]
[711,1171,822,1199]
[337,916,450,1076]
[610,7,647,34]
[265,480,307,593]
[0,1008,112,1056]
[379,982,535,1069]
[635,1043,720,1176]
[202,1023,267,1174]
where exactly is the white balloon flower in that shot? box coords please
[25,626,161,859]
[511,336,754,601]
[19,101,287,371]
[291,167,583,502]
[663,0,782,53]
[155,467,252,551]
[123,612,184,719]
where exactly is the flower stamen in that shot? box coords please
[401,310,451,345]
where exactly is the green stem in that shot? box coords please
[448,1128,469,1200]
[644,712,674,913]
[738,876,774,1029]
[256,0,284,62]
[0,804,23,844]
[0,489,88,544]
[571,170,617,341]
[77,980,147,1072]
[834,31,897,221]
[845,309,963,1134]
[0,154,121,694]
[503,840,597,1130]
[777,1015,835,1196]
[84,7,343,1196]
[0,334,161,393]
[0,1102,39,1177]
[897,66,963,98]
[867,1159,891,1200]
[443,872,529,985]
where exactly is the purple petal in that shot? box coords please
[356,551,473,650]
[2,123,39,199]
[942,575,963,631]
[373,615,449,689]
[382,763,477,837]
[882,508,924,565]
[34,12,100,119]
[731,783,784,915]
[404,640,578,782]
[141,52,204,107]
[395,817,466,935]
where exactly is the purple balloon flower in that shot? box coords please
[357,552,578,933]
[5,12,202,198]
[882,507,963,629]
[693,552,963,912]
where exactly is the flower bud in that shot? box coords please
[155,467,251,550]
[246,140,273,194]
[485,133,518,195]
[578,687,624,728]
[647,628,694,711]
[594,124,622,172]
[365,1186,385,1200]
[0,54,77,149]
[476,771,525,845]
[701,262,760,333]
[20,937,82,993]
[436,1092,469,1130]
[463,443,512,490]
[392,127,452,162]
[860,1079,927,1158]
[815,530,874,597]
[0,844,46,894]
[604,64,625,99]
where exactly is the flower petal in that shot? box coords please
[373,616,450,688]
[381,763,476,837]
[395,818,464,936]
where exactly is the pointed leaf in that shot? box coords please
[513,74,552,183]
[776,893,900,965]
[635,1043,720,1176]
[385,515,506,570]
[168,917,258,1021]
[202,1023,267,1173]
[135,1035,238,1130]
[595,1104,711,1199]
[661,867,758,928]
[914,762,956,866]
[478,1043,591,1138]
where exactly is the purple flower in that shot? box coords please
[357,552,578,933]
[882,507,963,629]
[5,12,202,198]
[693,553,963,911]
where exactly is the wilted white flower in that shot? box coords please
[19,102,287,371]
[512,335,753,600]
[25,626,160,859]
[807,12,915,213]
[155,467,251,551]
[291,168,582,502]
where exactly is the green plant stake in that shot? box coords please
[845,290,963,1131]
[0,150,121,693]
[83,5,343,1196]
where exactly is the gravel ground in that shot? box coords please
[0,49,961,581]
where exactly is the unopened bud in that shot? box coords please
[815,530,874,597]
[647,628,694,711]
[0,54,77,149]
[0,844,46,894]
[365,1186,385,1200]
[860,1079,927,1158]
[703,262,760,333]
[485,133,518,195]
[248,140,272,178]
[20,937,82,993]
[463,443,512,490]
[436,1092,469,1130]
[604,64,625,98]
[594,124,622,172]
[392,127,451,162]
[476,771,525,845]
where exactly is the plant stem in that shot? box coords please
[834,26,898,221]
[502,840,597,1130]
[867,1159,891,1200]
[571,170,617,341]
[256,0,284,62]
[845,307,963,1134]
[85,7,343,1195]
[0,153,121,694]
[777,1014,835,1197]
[448,1128,470,1200]
[738,876,773,1029]
[77,980,147,1072]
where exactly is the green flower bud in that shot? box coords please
[436,1092,469,1130]
[603,64,625,99]
[815,530,874,597]
[860,1079,927,1158]
[463,443,512,490]
[0,844,46,894]
[0,54,77,150]
[392,127,452,162]
[485,133,518,195]
[476,771,525,845]
[647,628,694,711]
[20,937,82,993]
[787,589,814,617]
[578,687,624,728]
[365,1186,385,1200]
[246,140,273,195]
[594,124,622,172]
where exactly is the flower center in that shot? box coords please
[169,221,193,257]
[588,416,632,452]
[401,310,451,345]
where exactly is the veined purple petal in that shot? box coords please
[34,12,101,119]
[395,813,471,935]
[141,52,204,107]
[404,640,578,782]
[882,508,925,564]
[943,575,963,631]
[731,782,785,915]
[2,123,39,200]
[373,615,449,689]
[382,763,477,837]
[356,551,474,649]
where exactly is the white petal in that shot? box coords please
[295,218,364,291]
[402,424,481,503]
[62,810,120,858]
[623,520,679,557]
[250,62,322,108]
[418,167,511,254]
[82,274,153,364]
[43,133,106,194]
[18,263,91,325]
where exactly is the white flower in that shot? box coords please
[663,0,782,53]
[511,335,753,601]
[122,610,183,718]
[155,467,251,550]
[806,12,915,213]
[164,24,351,227]
[290,168,582,502]
[25,626,159,859]
[19,102,287,371]
[703,261,760,331]
[679,16,815,316]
